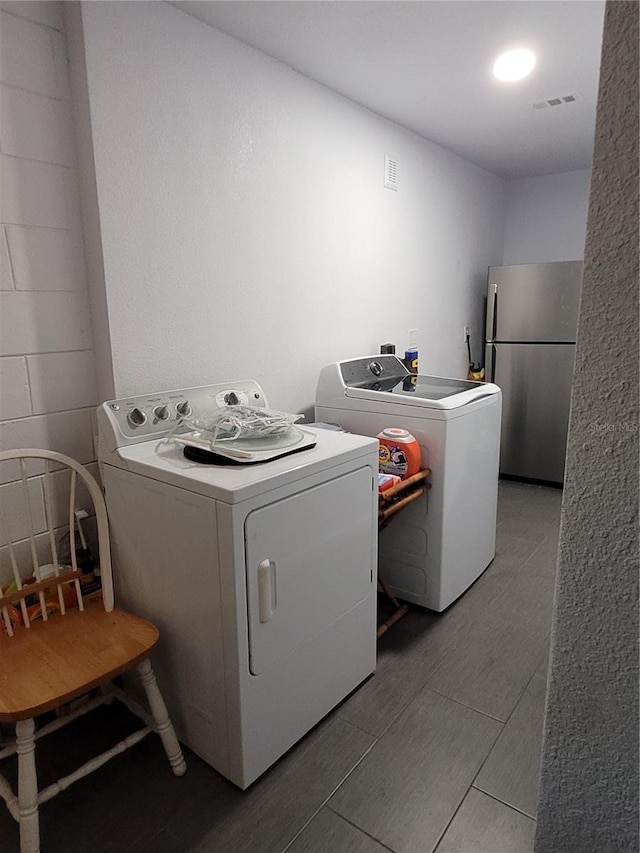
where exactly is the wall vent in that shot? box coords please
[384,154,398,191]
[532,93,580,110]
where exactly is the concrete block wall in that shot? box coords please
[0,1,99,582]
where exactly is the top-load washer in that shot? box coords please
[315,355,502,611]
[97,380,378,788]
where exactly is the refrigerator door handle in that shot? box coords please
[486,283,498,342]
[489,343,496,381]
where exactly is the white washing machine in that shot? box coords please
[315,355,502,612]
[97,380,378,789]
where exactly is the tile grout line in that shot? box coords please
[421,583,553,849]
[24,353,35,418]
[496,525,553,548]
[0,80,66,103]
[0,151,74,171]
[464,653,550,818]
[1,461,98,487]
[523,537,559,566]
[429,719,505,853]
[6,405,99,420]
[0,405,96,425]
[2,289,83,295]
[416,683,511,725]
[333,711,380,740]
[22,348,95,358]
[1,226,16,290]
[1,223,76,234]
[471,783,537,821]
[362,607,508,741]
[324,805,398,853]
[362,601,502,742]
[336,683,424,743]
[280,732,382,853]
[429,789,469,853]
[0,6,63,34]
[429,704,504,853]
[332,681,514,853]
[336,642,463,744]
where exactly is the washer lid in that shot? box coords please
[344,374,500,410]
[317,356,499,410]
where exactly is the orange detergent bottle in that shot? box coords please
[377,428,422,480]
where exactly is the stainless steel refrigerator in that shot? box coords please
[485,261,583,483]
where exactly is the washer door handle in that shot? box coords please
[257,559,277,623]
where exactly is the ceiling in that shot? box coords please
[173,1,605,180]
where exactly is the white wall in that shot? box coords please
[502,169,591,265]
[68,1,505,414]
[0,0,99,580]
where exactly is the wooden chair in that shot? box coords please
[0,449,186,853]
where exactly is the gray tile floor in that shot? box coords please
[0,481,561,853]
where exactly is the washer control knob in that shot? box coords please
[368,360,383,376]
[127,407,147,428]
[154,405,170,421]
[224,391,239,405]
[176,401,191,418]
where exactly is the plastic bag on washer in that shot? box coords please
[164,404,303,451]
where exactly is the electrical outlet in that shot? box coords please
[463,325,470,342]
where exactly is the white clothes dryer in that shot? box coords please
[315,356,502,612]
[97,380,378,789]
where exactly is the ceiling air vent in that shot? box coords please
[384,154,398,191]
[532,93,580,110]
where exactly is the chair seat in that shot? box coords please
[0,602,159,722]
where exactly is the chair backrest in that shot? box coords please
[0,449,113,637]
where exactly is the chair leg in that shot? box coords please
[16,718,39,853]
[136,658,186,776]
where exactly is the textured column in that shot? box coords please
[535,2,639,851]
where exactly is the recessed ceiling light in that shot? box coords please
[493,49,536,82]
